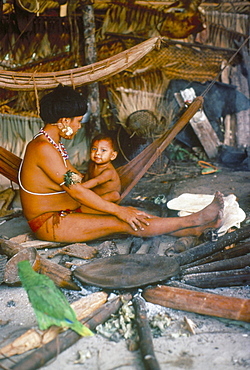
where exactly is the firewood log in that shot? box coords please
[181,254,250,275]
[0,238,79,290]
[133,295,160,370]
[181,241,250,269]
[143,285,250,322]
[176,225,250,266]
[181,267,250,288]
[0,292,108,358]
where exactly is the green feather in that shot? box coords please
[18,260,93,337]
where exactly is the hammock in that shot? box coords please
[0,37,161,91]
[0,97,203,200]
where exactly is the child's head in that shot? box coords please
[90,134,118,165]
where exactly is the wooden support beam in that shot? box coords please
[174,92,221,158]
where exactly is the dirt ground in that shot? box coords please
[0,162,250,370]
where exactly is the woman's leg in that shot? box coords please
[36,192,224,243]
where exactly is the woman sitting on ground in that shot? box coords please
[19,84,224,243]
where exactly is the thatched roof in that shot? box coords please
[0,1,249,137]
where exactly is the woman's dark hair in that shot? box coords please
[40,84,87,123]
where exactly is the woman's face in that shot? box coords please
[69,116,83,134]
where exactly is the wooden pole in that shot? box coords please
[143,285,250,322]
[82,2,101,139]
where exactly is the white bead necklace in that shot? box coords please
[36,129,69,166]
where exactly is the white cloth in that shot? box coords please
[167,193,246,236]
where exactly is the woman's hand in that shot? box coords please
[115,206,151,231]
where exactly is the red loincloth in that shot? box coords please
[28,208,82,233]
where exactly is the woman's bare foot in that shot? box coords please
[171,191,224,237]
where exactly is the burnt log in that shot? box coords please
[181,241,250,269]
[181,267,250,288]
[181,254,250,275]
[133,295,161,370]
[143,285,250,322]
[175,225,250,267]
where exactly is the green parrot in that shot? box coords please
[18,260,93,337]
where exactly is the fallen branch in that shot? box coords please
[143,285,250,323]
[133,295,161,370]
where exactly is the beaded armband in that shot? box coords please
[63,170,82,188]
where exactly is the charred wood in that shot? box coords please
[181,267,250,288]
[166,280,217,293]
[133,295,161,370]
[175,225,250,267]
[0,238,80,290]
[147,236,161,255]
[129,237,144,254]
[181,241,250,269]
[181,254,250,275]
